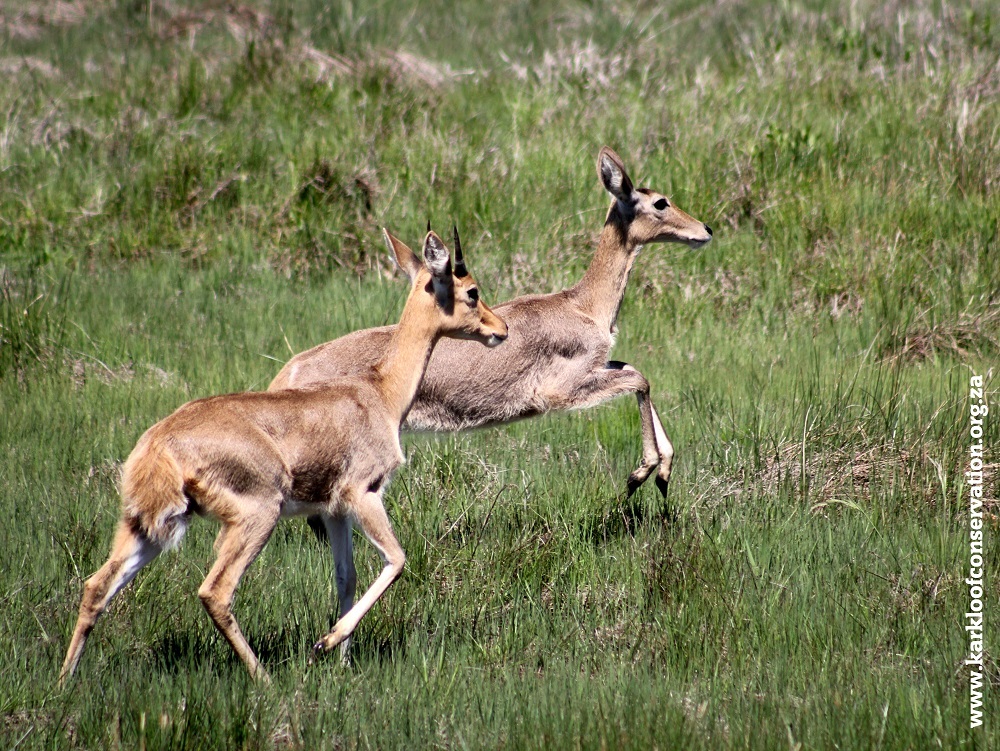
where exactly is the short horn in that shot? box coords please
[453,224,468,278]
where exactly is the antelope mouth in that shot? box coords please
[655,229,713,248]
[690,223,714,248]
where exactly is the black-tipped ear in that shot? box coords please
[383,229,422,282]
[598,147,635,203]
[423,231,451,278]
[427,219,432,234]
[452,225,468,278]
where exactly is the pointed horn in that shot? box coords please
[452,224,468,277]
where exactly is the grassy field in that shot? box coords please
[1,0,998,748]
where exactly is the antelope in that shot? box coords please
[59,231,507,683]
[271,147,712,500]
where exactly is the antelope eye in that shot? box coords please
[653,198,669,210]
[467,288,479,304]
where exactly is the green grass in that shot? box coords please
[1,0,998,748]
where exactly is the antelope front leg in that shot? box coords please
[313,490,404,655]
[576,362,671,498]
[648,403,675,497]
[607,362,672,497]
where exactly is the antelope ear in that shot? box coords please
[423,231,452,279]
[597,146,635,203]
[383,229,423,281]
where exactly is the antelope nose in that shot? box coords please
[704,224,713,236]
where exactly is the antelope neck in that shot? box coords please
[373,290,443,424]
[571,206,639,332]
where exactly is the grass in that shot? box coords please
[1,0,998,748]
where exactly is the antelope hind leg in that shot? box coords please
[59,520,162,685]
[197,503,279,683]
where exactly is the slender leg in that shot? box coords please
[570,362,671,498]
[314,490,404,654]
[618,368,662,497]
[197,502,279,683]
[649,403,675,498]
[562,362,648,409]
[322,515,357,664]
[59,519,163,685]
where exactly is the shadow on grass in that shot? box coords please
[580,493,678,544]
[145,614,415,680]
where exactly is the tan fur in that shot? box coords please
[120,435,189,549]
[59,231,507,684]
[271,147,712,497]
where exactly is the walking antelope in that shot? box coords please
[59,231,507,683]
[271,147,712,498]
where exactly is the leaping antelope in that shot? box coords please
[59,231,507,683]
[271,147,712,498]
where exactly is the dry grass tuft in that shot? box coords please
[828,291,864,320]
[883,304,1000,362]
[157,3,280,45]
[299,44,352,79]
[30,108,96,151]
[182,168,246,220]
[69,357,134,389]
[696,432,945,514]
[0,56,59,78]
[502,39,628,91]
[762,440,927,510]
[281,158,379,217]
[379,48,460,88]
[965,53,1000,99]
[222,4,279,43]
[0,0,91,40]
[300,45,462,89]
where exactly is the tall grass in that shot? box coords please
[1,0,997,748]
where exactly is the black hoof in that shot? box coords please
[654,475,670,499]
[626,476,643,498]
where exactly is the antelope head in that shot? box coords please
[383,227,508,347]
[598,146,713,249]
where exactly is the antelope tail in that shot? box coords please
[120,436,190,550]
